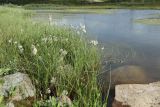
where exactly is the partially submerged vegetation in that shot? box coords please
[33,8,113,14]
[136,18,160,25]
[0,6,105,106]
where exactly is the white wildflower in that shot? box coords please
[80,23,87,33]
[48,37,53,43]
[46,88,51,94]
[90,40,98,46]
[80,23,85,29]
[31,45,37,56]
[20,28,24,33]
[62,50,67,56]
[82,29,86,33]
[53,36,58,42]
[60,49,68,56]
[62,38,68,42]
[18,44,24,54]
[14,41,17,44]
[57,66,64,71]
[8,39,12,43]
[70,24,74,28]
[49,14,52,25]
[51,77,56,84]
[77,31,80,35]
[59,49,63,53]
[65,38,68,42]
[42,37,48,43]
[62,90,68,96]
[101,47,104,50]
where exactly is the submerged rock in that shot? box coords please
[98,65,153,103]
[0,72,36,107]
[113,81,160,107]
[98,65,151,90]
[109,65,149,85]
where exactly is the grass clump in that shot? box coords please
[0,6,104,106]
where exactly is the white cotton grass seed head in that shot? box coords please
[62,50,68,56]
[101,47,104,50]
[14,41,17,45]
[20,28,24,33]
[42,37,48,43]
[82,29,87,33]
[49,14,52,24]
[62,90,68,96]
[8,39,12,43]
[46,88,51,94]
[65,38,68,42]
[18,44,24,54]
[80,23,87,33]
[53,36,58,42]
[90,40,98,46]
[80,23,85,29]
[59,49,64,53]
[51,77,56,84]
[60,49,68,56]
[48,37,53,43]
[31,45,37,56]
[77,31,80,35]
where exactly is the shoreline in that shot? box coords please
[23,4,160,10]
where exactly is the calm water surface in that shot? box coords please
[33,9,160,82]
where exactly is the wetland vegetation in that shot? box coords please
[0,6,105,106]
[0,0,160,107]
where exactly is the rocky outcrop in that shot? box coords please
[0,72,36,107]
[113,81,160,107]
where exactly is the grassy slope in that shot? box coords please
[0,6,104,106]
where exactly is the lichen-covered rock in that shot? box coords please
[0,72,36,106]
[113,81,160,107]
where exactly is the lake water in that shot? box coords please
[33,9,160,83]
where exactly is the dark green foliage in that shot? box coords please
[0,0,160,5]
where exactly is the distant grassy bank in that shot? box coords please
[24,3,160,10]
[0,6,104,106]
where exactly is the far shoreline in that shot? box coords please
[23,3,160,10]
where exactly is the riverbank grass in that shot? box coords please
[0,6,104,106]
